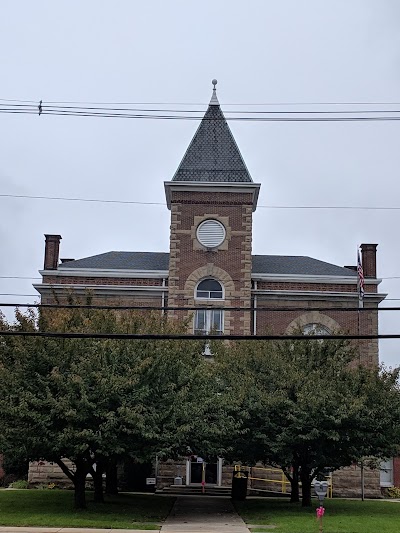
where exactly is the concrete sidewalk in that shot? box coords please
[0,529,155,533]
[160,496,250,533]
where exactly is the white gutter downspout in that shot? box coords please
[253,280,257,335]
[161,278,166,315]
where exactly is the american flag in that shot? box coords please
[357,249,365,308]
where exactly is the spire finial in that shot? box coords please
[210,79,219,106]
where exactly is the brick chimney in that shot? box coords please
[360,243,378,278]
[44,234,62,270]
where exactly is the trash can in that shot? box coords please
[231,470,249,500]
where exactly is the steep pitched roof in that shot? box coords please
[172,84,253,183]
[58,251,356,277]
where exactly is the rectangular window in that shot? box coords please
[380,459,394,487]
[194,309,223,335]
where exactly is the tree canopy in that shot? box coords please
[216,336,400,505]
[0,306,236,508]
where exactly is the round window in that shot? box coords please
[196,220,226,248]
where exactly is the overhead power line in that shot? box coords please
[1,302,400,312]
[0,330,399,341]
[4,97,400,106]
[3,101,400,121]
[2,274,400,281]
[2,193,400,212]
[5,102,400,115]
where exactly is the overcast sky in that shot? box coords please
[1,0,399,367]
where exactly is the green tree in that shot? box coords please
[219,337,400,506]
[0,306,230,509]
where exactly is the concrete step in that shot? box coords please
[158,485,232,496]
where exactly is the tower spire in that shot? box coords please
[209,79,219,106]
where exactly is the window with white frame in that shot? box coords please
[196,279,223,299]
[380,459,394,487]
[194,308,224,335]
[194,279,224,335]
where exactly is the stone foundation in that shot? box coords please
[28,460,74,487]
[28,459,382,497]
[157,460,187,488]
[332,465,381,498]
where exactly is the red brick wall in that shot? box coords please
[167,190,254,335]
[254,298,379,366]
[44,235,62,270]
[257,281,377,293]
[43,276,163,286]
[361,244,377,278]
[393,457,400,487]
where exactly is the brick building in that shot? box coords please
[32,82,391,496]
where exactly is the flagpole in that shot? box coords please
[357,246,364,365]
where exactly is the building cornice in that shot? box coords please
[164,181,261,212]
[39,269,169,279]
[252,273,381,285]
[40,269,381,286]
[253,289,387,303]
[34,284,168,295]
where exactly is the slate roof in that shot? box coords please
[59,252,170,271]
[252,255,357,277]
[58,252,357,277]
[172,97,253,183]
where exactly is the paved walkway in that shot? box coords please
[160,496,250,533]
[0,495,251,533]
[0,529,153,533]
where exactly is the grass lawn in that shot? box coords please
[0,490,175,529]
[234,497,400,533]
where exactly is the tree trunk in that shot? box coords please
[74,470,87,509]
[300,466,312,507]
[290,467,300,503]
[55,458,88,510]
[106,460,119,495]
[91,460,105,503]
[93,471,104,503]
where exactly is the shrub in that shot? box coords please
[9,479,29,489]
[35,482,59,490]
[387,486,400,498]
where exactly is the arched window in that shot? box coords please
[194,279,224,335]
[303,323,331,335]
[196,279,223,299]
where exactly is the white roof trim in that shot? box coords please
[253,289,387,301]
[40,269,169,279]
[252,273,381,285]
[40,270,381,285]
[34,284,168,294]
[164,181,261,212]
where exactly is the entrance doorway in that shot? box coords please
[186,457,222,486]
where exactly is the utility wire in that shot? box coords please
[5,102,400,114]
[3,104,400,122]
[2,274,400,280]
[4,97,400,106]
[0,302,399,312]
[0,330,398,341]
[2,193,400,212]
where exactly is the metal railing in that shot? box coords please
[235,465,333,498]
